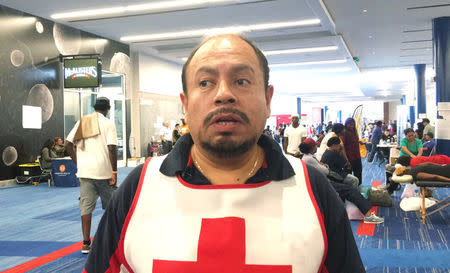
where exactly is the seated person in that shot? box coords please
[40,138,57,169]
[396,155,450,168]
[399,128,423,158]
[422,132,435,156]
[394,164,450,182]
[321,137,359,188]
[300,139,384,224]
[52,137,66,158]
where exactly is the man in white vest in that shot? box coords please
[84,34,365,273]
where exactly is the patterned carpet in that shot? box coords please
[355,157,450,273]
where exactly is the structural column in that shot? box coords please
[414,64,426,119]
[433,17,450,156]
[296,97,301,116]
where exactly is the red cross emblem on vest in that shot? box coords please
[153,217,292,272]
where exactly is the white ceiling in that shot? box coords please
[1,0,448,102]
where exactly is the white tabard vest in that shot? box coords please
[120,156,327,273]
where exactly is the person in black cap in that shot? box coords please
[65,96,118,254]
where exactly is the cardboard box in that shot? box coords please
[127,157,145,167]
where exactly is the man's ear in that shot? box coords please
[180,92,188,123]
[265,85,274,118]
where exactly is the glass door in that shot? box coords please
[97,73,126,167]
[64,71,127,167]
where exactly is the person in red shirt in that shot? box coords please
[397,155,450,167]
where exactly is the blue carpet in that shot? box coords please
[0,166,134,271]
[355,157,450,272]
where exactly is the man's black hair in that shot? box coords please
[181,34,269,95]
[396,156,411,167]
[327,136,341,147]
[426,131,434,138]
[299,143,312,154]
[94,97,111,112]
[422,118,430,124]
[331,123,345,134]
[404,128,414,135]
[376,121,383,126]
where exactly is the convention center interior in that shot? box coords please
[0,0,449,272]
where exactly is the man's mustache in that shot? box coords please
[203,108,250,127]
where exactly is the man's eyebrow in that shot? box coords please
[230,64,255,75]
[195,67,218,76]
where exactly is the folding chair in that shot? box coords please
[37,156,53,187]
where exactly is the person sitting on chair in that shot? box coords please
[52,137,66,158]
[300,139,384,224]
[321,137,359,188]
[40,138,57,169]
[422,132,435,156]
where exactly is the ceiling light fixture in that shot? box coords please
[121,19,321,42]
[269,59,347,67]
[51,0,260,20]
[263,46,338,56]
[297,67,352,73]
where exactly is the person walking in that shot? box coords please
[65,97,118,254]
[159,121,173,154]
[283,114,307,155]
[367,121,382,164]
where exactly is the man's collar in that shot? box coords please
[159,133,295,181]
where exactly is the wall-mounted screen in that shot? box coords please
[64,58,101,88]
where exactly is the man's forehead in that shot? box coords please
[191,35,257,64]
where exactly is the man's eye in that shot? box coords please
[200,80,210,87]
[236,79,249,85]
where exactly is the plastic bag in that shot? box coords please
[399,196,436,211]
[401,183,419,199]
[345,201,365,220]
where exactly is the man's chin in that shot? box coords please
[199,136,257,159]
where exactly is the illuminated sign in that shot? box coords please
[64,58,101,88]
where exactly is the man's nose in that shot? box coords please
[214,80,236,105]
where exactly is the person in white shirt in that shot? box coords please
[65,97,118,254]
[160,121,173,154]
[283,114,307,155]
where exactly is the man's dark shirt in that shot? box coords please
[84,134,365,273]
[321,149,348,179]
[371,126,382,145]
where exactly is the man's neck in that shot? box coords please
[191,144,264,185]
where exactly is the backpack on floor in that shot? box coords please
[368,188,392,207]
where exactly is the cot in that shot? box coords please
[391,174,449,224]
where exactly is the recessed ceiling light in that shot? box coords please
[369,35,373,39]
[51,0,261,20]
[269,59,347,67]
[362,9,368,13]
[121,19,321,42]
[263,46,338,56]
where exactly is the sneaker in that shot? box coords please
[364,212,384,224]
[81,243,90,254]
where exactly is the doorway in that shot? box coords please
[63,71,127,167]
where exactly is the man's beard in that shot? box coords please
[199,133,258,159]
